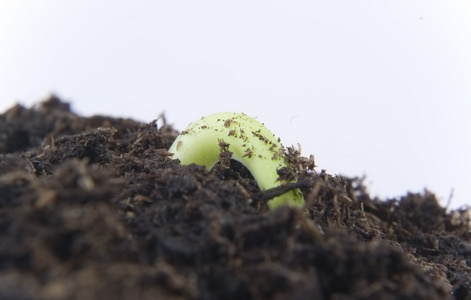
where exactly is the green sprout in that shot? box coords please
[168,112,304,210]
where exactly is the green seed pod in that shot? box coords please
[168,112,304,210]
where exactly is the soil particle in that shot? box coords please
[0,95,470,299]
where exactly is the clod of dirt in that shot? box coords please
[0,95,470,300]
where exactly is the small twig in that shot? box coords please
[254,178,311,206]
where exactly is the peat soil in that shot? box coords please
[0,95,470,300]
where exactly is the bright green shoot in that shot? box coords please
[168,112,304,210]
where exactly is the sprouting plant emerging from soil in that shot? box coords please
[168,112,304,210]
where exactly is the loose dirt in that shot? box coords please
[1,95,470,300]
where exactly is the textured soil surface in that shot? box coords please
[1,95,470,300]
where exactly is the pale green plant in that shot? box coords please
[168,112,304,210]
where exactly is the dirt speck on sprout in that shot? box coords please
[224,119,233,128]
[242,148,253,158]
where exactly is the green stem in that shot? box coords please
[168,112,304,210]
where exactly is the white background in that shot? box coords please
[1,1,470,209]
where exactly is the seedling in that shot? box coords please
[168,112,304,210]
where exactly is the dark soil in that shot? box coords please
[1,95,470,300]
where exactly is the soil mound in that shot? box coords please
[1,95,470,299]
